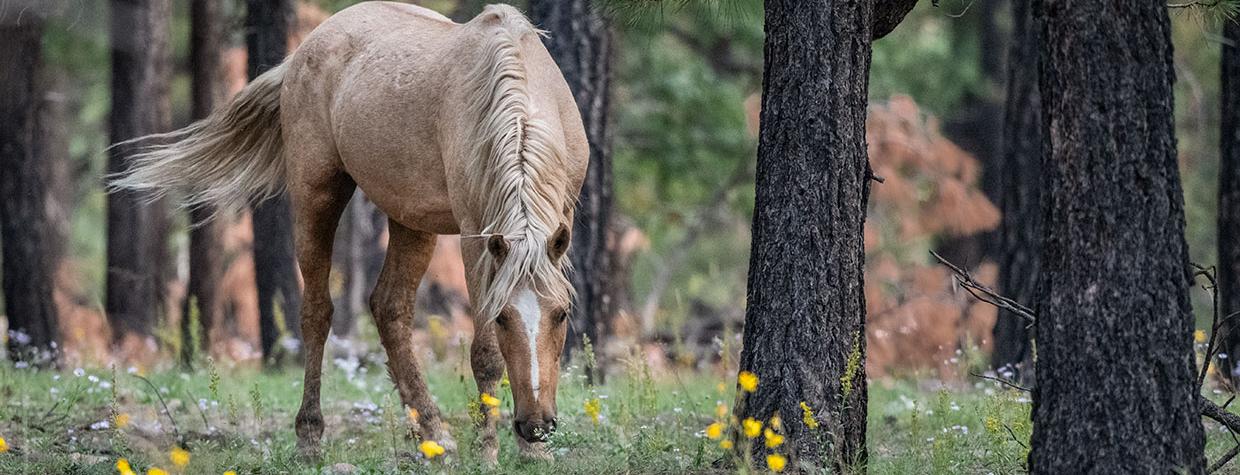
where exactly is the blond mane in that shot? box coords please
[466,5,574,322]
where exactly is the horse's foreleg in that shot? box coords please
[290,168,354,460]
[471,324,504,466]
[369,222,456,452]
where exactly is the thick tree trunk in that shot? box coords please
[247,0,301,363]
[736,0,885,469]
[1029,1,1205,472]
[990,0,1040,378]
[0,17,60,363]
[529,0,613,367]
[107,0,172,351]
[183,0,227,365]
[1219,18,1240,384]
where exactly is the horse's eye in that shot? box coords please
[497,310,514,329]
[554,310,568,324]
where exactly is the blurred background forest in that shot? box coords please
[0,0,1228,380]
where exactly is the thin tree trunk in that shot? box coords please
[107,0,172,351]
[1219,18,1240,384]
[937,0,1004,268]
[333,191,386,337]
[1029,1,1204,472]
[0,16,60,364]
[183,0,228,366]
[247,0,301,363]
[991,0,1040,379]
[736,0,880,469]
[529,0,613,368]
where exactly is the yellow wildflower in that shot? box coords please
[985,416,1001,434]
[419,440,446,459]
[766,453,787,472]
[480,393,501,407]
[705,422,725,440]
[1196,330,1208,344]
[742,417,763,438]
[720,439,734,450]
[584,398,602,425]
[764,428,785,448]
[769,415,782,430]
[116,458,135,475]
[224,472,237,475]
[0,435,8,453]
[170,447,190,468]
[148,468,169,475]
[738,371,759,393]
[489,407,500,418]
[800,401,819,430]
[114,413,131,429]
[715,402,728,419]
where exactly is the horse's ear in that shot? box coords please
[488,234,510,261]
[548,224,571,260]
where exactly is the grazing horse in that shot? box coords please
[112,2,587,463]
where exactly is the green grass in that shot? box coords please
[1,352,1238,474]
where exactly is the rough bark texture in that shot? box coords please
[871,0,918,40]
[990,0,1039,378]
[1220,18,1240,383]
[0,17,60,362]
[107,0,172,347]
[184,0,227,365]
[736,0,874,469]
[529,0,613,366]
[1029,1,1205,472]
[247,0,301,362]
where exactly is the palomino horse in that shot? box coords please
[113,2,587,463]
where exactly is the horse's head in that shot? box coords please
[482,223,573,443]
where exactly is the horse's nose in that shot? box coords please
[515,417,557,442]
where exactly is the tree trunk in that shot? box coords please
[937,0,1004,268]
[247,0,301,363]
[183,0,228,365]
[0,16,60,364]
[332,191,386,337]
[1029,1,1205,472]
[990,0,1040,379]
[529,0,613,368]
[736,0,881,469]
[107,0,172,352]
[1219,17,1240,385]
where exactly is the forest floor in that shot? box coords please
[1,350,1238,475]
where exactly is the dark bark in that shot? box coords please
[247,0,301,363]
[1029,1,1204,472]
[990,0,1039,378]
[1219,19,1240,383]
[937,0,1004,268]
[736,0,883,469]
[529,0,613,368]
[0,17,60,363]
[872,0,918,40]
[183,0,228,365]
[107,0,172,346]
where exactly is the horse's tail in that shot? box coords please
[109,61,289,218]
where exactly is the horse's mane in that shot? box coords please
[465,5,574,322]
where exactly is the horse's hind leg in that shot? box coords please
[370,221,456,450]
[289,162,355,459]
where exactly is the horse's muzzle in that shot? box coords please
[514,416,557,443]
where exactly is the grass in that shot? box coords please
[1,345,1239,474]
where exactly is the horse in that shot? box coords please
[111,2,588,463]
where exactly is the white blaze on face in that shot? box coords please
[513,284,541,401]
